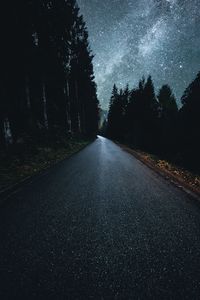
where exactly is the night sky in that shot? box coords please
[77,0,200,109]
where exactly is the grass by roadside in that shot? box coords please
[0,138,91,193]
[119,144,200,196]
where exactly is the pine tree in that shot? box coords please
[107,85,119,139]
[73,19,99,137]
[0,0,99,149]
[125,87,142,146]
[125,76,158,150]
[107,85,129,140]
[141,76,159,151]
[158,85,178,153]
[179,72,200,170]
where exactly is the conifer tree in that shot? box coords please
[158,84,178,153]
[179,72,200,170]
[107,84,129,140]
[125,76,158,150]
[0,0,99,149]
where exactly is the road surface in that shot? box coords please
[0,136,200,299]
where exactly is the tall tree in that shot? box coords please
[0,0,99,149]
[141,76,159,151]
[179,72,200,170]
[107,85,128,140]
[157,84,178,153]
[125,76,158,150]
[107,84,119,138]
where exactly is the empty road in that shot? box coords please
[0,136,200,299]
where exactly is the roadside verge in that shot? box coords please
[117,142,200,200]
[0,139,91,205]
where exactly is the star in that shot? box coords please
[77,0,200,109]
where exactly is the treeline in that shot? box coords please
[0,0,99,149]
[107,73,200,172]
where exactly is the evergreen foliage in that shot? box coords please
[179,72,200,169]
[107,85,128,140]
[106,73,200,172]
[157,85,178,153]
[0,0,99,148]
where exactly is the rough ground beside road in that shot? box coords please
[118,143,200,197]
[0,136,200,299]
[0,138,90,193]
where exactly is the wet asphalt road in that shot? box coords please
[0,136,200,299]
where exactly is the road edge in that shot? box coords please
[117,142,200,202]
[0,140,93,206]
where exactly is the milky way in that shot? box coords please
[77,0,200,109]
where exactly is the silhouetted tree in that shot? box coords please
[179,72,200,170]
[141,76,159,151]
[125,79,144,146]
[107,84,129,140]
[106,72,200,173]
[157,84,178,154]
[123,76,158,150]
[107,84,119,138]
[0,0,99,150]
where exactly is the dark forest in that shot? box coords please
[0,0,99,150]
[106,73,200,173]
